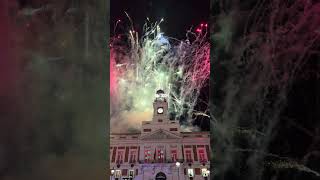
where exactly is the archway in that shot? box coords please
[155,172,167,180]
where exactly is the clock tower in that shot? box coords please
[141,89,181,134]
[153,89,168,122]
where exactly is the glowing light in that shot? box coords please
[110,18,210,130]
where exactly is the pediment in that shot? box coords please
[140,129,181,140]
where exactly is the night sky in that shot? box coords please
[0,0,319,180]
[211,0,320,179]
[111,0,211,131]
[111,0,210,38]
[110,0,210,131]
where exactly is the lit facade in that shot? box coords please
[110,90,210,180]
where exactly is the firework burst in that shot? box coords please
[110,16,210,131]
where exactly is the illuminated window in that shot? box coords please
[186,150,193,162]
[129,150,136,163]
[188,168,194,177]
[157,149,165,162]
[201,168,209,177]
[198,149,207,162]
[115,170,121,178]
[144,149,151,162]
[171,150,177,162]
[128,170,134,177]
[116,151,124,164]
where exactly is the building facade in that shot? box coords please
[110,90,210,180]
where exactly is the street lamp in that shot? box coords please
[111,168,115,180]
[176,162,181,167]
[175,162,181,180]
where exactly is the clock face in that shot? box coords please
[157,107,164,114]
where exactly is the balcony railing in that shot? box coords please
[199,159,208,164]
[115,160,123,164]
[112,159,209,165]
[137,159,186,164]
[128,160,136,164]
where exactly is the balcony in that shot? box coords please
[138,159,185,164]
[135,159,210,164]
[115,160,123,164]
[199,160,208,164]
[128,160,136,164]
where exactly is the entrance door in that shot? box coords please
[155,172,167,180]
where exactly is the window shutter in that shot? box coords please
[125,147,129,162]
[205,145,210,160]
[112,147,117,162]
[193,145,198,161]
[181,145,184,161]
[137,146,140,161]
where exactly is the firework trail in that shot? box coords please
[211,0,320,179]
[110,17,210,131]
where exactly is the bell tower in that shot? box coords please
[153,90,168,122]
